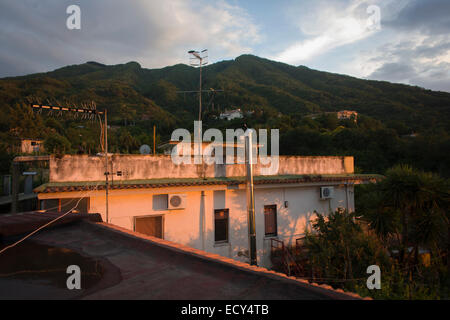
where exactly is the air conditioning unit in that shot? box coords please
[320,186,334,199]
[168,194,187,210]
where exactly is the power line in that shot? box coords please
[0,182,101,256]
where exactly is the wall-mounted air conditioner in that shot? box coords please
[168,194,187,210]
[320,187,334,199]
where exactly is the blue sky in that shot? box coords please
[0,0,449,91]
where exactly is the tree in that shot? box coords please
[360,165,449,270]
[118,129,138,153]
[44,133,71,156]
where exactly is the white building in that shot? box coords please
[337,110,358,122]
[35,154,378,268]
[20,138,44,154]
[219,109,243,121]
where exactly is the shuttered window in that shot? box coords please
[264,205,277,236]
[214,209,229,242]
[135,216,163,239]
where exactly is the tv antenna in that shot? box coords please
[176,88,224,112]
[29,101,111,224]
[188,49,208,121]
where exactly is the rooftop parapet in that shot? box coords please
[49,154,354,183]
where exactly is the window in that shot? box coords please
[61,198,90,213]
[42,198,89,213]
[214,209,229,242]
[135,216,163,239]
[152,194,168,210]
[264,205,277,236]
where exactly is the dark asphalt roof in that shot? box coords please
[0,211,93,237]
[4,221,364,300]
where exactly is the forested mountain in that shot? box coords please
[1,54,449,176]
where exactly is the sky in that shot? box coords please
[0,0,449,92]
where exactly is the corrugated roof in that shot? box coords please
[34,174,382,193]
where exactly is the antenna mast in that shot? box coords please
[188,49,208,121]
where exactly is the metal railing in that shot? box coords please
[270,238,303,277]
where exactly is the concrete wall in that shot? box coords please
[49,155,354,182]
[39,182,355,268]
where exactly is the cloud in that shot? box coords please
[367,35,450,91]
[364,0,450,93]
[272,0,381,64]
[0,0,260,77]
[383,0,450,35]
[369,63,416,82]
[285,0,450,92]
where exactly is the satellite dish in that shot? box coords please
[139,144,151,155]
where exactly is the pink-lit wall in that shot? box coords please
[49,154,354,182]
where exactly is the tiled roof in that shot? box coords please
[34,174,382,193]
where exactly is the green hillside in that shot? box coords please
[0,54,449,176]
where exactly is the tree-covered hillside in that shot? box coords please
[0,54,449,176]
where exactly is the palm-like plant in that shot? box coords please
[361,165,449,269]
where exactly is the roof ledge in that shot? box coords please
[88,221,370,300]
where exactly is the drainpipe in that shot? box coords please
[245,130,257,266]
[200,190,205,250]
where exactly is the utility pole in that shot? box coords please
[176,88,224,114]
[188,49,208,122]
[199,58,202,121]
[245,130,257,265]
[188,50,208,163]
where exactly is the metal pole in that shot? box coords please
[199,57,202,121]
[105,109,109,224]
[197,58,203,163]
[245,131,257,265]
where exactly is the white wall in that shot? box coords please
[74,182,354,268]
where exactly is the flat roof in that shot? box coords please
[34,174,382,193]
[0,210,94,237]
[1,220,365,299]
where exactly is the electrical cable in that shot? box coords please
[0,182,101,256]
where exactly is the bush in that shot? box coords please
[301,210,390,295]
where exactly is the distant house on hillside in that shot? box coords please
[337,110,358,122]
[305,110,358,122]
[402,132,418,138]
[20,138,44,154]
[219,108,243,121]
